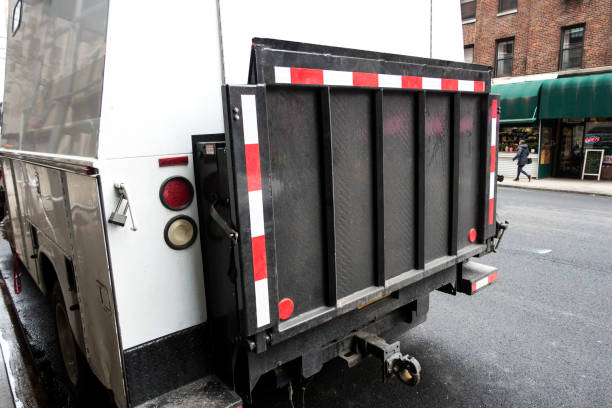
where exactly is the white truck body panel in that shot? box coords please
[97,155,206,349]
[219,0,463,85]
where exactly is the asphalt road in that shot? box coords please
[2,187,611,407]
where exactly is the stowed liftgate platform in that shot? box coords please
[194,39,501,398]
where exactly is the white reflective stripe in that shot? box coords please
[255,278,271,327]
[378,74,402,88]
[490,172,496,199]
[241,94,259,145]
[491,118,497,146]
[323,69,353,86]
[274,66,291,84]
[248,190,265,237]
[474,276,489,291]
[458,80,474,92]
[422,77,442,90]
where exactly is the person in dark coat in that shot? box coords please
[512,139,531,181]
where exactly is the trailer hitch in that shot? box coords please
[344,331,421,386]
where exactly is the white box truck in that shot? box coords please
[1,1,502,407]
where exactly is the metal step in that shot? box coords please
[135,375,241,408]
[458,261,498,295]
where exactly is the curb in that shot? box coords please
[498,184,612,197]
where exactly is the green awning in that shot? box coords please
[491,80,544,124]
[539,73,612,119]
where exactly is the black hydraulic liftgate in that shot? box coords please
[214,40,499,341]
[195,40,501,395]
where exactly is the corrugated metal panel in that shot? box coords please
[498,153,539,179]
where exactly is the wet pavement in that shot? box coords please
[0,240,48,408]
[1,188,611,407]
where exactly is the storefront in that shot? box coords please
[492,72,612,180]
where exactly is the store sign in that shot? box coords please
[584,135,600,145]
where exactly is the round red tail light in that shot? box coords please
[468,228,477,243]
[160,176,194,210]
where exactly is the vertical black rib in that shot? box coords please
[449,93,460,256]
[321,87,337,305]
[477,95,491,243]
[416,92,426,270]
[375,90,385,286]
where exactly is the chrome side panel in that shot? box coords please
[11,160,39,284]
[1,0,109,158]
[1,159,26,258]
[65,172,126,407]
[23,164,71,253]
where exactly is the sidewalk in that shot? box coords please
[498,177,612,197]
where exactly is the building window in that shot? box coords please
[461,0,476,22]
[495,38,514,77]
[559,25,585,70]
[464,45,474,63]
[498,0,517,13]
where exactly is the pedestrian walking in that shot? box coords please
[512,139,532,181]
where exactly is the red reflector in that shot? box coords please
[160,177,194,210]
[468,228,477,243]
[278,298,294,320]
[158,156,188,167]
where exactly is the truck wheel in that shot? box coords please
[52,282,87,389]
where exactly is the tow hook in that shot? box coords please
[349,331,422,386]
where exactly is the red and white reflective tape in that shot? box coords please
[274,66,486,92]
[488,99,498,225]
[241,94,270,328]
[471,271,498,293]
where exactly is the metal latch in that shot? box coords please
[109,183,137,231]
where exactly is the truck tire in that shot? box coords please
[52,282,89,391]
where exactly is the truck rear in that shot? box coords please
[193,39,502,402]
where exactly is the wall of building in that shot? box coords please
[463,0,612,76]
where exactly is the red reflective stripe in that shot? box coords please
[488,198,495,225]
[471,282,477,293]
[491,99,498,119]
[353,72,379,87]
[441,78,458,91]
[402,75,422,89]
[290,67,324,84]
[488,271,498,283]
[244,143,262,192]
[158,156,188,167]
[490,146,496,170]
[251,235,268,281]
[475,81,485,92]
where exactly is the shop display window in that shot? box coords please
[498,125,539,153]
[585,119,612,169]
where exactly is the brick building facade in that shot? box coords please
[462,0,612,77]
[462,0,612,181]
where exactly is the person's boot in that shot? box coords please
[528,175,532,182]
[513,178,519,181]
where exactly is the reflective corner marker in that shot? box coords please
[241,94,271,327]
